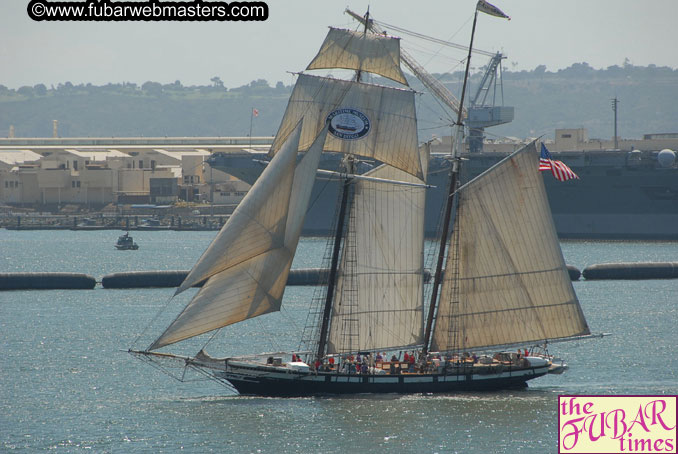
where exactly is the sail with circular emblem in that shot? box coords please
[269,74,422,180]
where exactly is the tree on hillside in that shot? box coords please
[142,81,163,96]
[57,81,74,93]
[17,86,34,97]
[33,84,47,96]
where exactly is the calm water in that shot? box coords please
[1,230,677,453]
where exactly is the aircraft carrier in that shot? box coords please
[207,131,678,240]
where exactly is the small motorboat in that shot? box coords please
[115,232,139,250]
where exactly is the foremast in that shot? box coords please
[315,10,365,361]
[315,160,354,361]
[311,10,427,361]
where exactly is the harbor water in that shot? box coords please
[1,230,677,453]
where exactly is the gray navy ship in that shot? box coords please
[207,128,678,240]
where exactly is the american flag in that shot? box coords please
[252,108,259,117]
[539,143,579,181]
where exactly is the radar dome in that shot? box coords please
[657,149,676,168]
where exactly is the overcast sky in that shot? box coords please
[2,0,677,89]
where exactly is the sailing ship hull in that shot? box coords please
[216,362,549,397]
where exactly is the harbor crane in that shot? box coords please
[346,9,514,153]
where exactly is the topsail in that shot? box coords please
[306,27,408,85]
[269,74,423,180]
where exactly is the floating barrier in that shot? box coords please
[0,264,583,290]
[101,268,339,289]
[567,265,581,281]
[286,268,329,286]
[582,262,678,280]
[0,272,96,290]
[101,267,429,289]
[101,271,189,289]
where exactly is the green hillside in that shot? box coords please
[1,64,677,141]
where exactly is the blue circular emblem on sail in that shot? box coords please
[326,108,371,140]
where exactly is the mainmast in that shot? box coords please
[422,7,480,354]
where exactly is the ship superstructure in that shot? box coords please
[207,130,678,239]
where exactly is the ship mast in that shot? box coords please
[423,7,479,354]
[315,9,371,362]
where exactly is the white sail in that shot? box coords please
[326,145,428,354]
[269,73,423,181]
[149,124,327,350]
[306,27,408,86]
[431,143,590,352]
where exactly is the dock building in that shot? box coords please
[0,137,264,209]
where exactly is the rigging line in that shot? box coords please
[411,63,464,123]
[444,299,583,323]
[438,59,472,80]
[131,354,189,382]
[417,95,455,126]
[401,43,470,70]
[394,27,475,80]
[184,363,240,393]
[419,123,455,132]
[254,315,283,353]
[417,92,455,126]
[400,40,463,63]
[375,14,490,62]
[199,327,223,352]
[306,166,339,213]
[130,292,179,349]
[280,303,302,335]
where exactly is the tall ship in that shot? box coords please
[131,4,598,396]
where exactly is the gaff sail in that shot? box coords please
[431,143,590,352]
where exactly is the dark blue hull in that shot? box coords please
[217,365,548,397]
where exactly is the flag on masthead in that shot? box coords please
[476,0,510,20]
